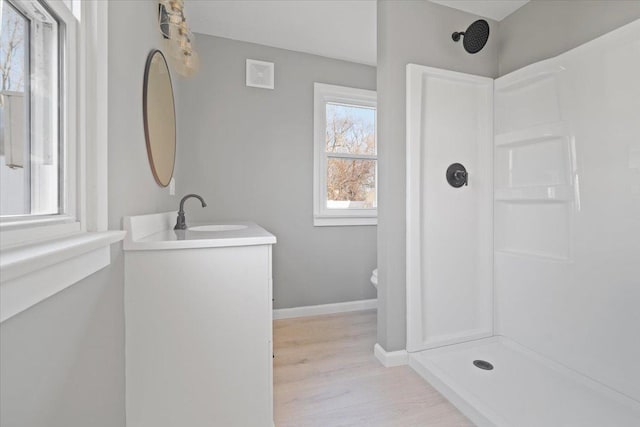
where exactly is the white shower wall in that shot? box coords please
[406,66,494,352]
[407,20,640,418]
[494,20,640,402]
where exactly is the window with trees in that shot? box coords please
[1,0,63,218]
[313,83,377,226]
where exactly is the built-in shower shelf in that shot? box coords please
[495,185,573,202]
[495,122,569,147]
[495,249,571,263]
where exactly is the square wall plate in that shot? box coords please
[246,59,274,89]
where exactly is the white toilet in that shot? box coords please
[370,268,378,289]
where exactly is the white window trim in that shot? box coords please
[313,83,377,227]
[0,0,123,323]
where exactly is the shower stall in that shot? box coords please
[406,20,640,426]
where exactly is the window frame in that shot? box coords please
[0,0,88,248]
[313,82,377,227]
[0,0,120,323]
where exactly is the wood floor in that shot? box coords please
[273,310,472,427]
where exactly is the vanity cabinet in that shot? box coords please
[123,213,275,427]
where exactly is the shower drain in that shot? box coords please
[473,359,494,370]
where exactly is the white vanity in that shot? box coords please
[123,211,276,427]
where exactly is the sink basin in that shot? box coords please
[123,212,275,250]
[188,224,248,232]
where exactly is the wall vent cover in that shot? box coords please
[246,59,274,89]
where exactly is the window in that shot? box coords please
[313,83,377,226]
[0,0,83,246]
[1,0,63,217]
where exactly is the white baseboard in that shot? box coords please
[273,298,377,320]
[374,343,409,367]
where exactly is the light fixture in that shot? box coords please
[158,0,200,77]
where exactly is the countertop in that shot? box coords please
[123,212,276,251]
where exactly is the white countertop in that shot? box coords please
[123,212,276,251]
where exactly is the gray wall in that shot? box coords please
[498,0,640,76]
[174,35,377,309]
[0,267,124,427]
[108,1,178,227]
[376,0,499,351]
[0,2,176,426]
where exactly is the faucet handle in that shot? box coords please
[174,212,187,230]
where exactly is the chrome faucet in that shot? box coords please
[174,194,207,230]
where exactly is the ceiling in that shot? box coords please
[185,1,530,66]
[430,0,529,21]
[186,1,377,66]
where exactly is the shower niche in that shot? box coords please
[494,65,574,261]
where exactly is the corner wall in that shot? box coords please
[174,35,377,310]
[376,0,499,351]
[498,0,640,76]
[0,2,176,426]
[377,0,640,353]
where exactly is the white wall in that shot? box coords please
[493,0,640,402]
[174,34,377,309]
[406,65,494,352]
[376,0,499,351]
[494,21,640,401]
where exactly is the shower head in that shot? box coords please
[452,19,490,54]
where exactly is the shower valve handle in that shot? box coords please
[454,170,468,185]
[446,163,468,188]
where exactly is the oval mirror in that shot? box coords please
[143,49,176,187]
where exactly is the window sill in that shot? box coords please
[0,230,126,322]
[314,216,378,226]
[0,218,81,248]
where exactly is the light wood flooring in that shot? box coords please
[273,310,472,427]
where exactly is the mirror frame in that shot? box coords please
[143,49,176,187]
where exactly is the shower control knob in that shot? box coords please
[446,163,468,188]
[454,170,467,182]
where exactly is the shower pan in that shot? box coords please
[406,20,640,427]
